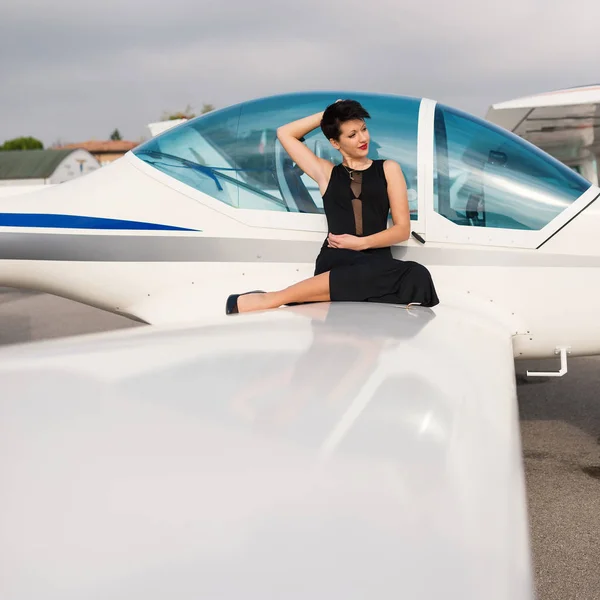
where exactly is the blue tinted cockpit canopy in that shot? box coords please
[133,92,592,233]
[133,92,421,217]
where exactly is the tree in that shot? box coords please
[161,103,196,121]
[0,136,44,151]
[159,102,216,121]
[110,129,122,141]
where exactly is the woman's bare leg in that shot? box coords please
[236,272,331,313]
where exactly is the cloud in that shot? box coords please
[1,0,599,145]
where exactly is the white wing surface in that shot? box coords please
[0,302,533,599]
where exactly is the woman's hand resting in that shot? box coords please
[327,233,367,251]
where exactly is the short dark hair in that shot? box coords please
[320,99,371,141]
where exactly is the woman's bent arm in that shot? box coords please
[277,112,333,191]
[362,160,411,249]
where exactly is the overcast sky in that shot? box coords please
[1,0,598,146]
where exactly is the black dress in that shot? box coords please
[314,160,439,307]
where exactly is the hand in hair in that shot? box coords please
[276,111,333,192]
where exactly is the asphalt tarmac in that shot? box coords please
[516,358,600,599]
[1,286,599,600]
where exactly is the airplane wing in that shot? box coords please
[0,302,533,600]
[486,84,600,185]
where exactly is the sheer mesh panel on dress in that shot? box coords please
[348,170,363,236]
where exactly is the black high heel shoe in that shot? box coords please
[225,290,266,315]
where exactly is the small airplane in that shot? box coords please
[1,90,598,598]
[0,91,597,363]
[487,83,600,187]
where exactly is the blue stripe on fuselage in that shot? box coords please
[0,213,197,231]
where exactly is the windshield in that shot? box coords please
[433,104,592,230]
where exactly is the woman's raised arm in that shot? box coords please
[276,112,333,191]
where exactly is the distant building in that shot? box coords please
[56,140,139,166]
[0,148,100,188]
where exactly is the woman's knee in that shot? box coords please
[406,261,434,280]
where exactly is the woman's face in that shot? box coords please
[330,119,370,159]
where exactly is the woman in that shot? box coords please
[226,99,439,314]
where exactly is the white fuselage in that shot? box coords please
[0,151,599,360]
